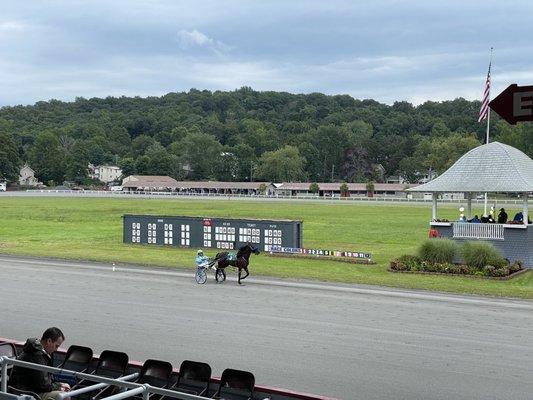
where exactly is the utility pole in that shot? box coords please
[250,160,253,182]
[331,164,335,182]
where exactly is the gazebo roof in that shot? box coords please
[409,141,533,193]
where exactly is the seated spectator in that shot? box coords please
[480,215,489,223]
[513,211,523,222]
[497,208,508,224]
[9,327,71,400]
[470,215,481,223]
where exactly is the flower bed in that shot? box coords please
[389,255,525,279]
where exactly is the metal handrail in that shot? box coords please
[0,357,207,400]
[59,373,139,398]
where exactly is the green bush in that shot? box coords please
[509,260,523,274]
[423,263,446,273]
[493,267,510,277]
[389,258,407,271]
[397,254,421,270]
[445,264,462,274]
[461,241,506,270]
[483,265,510,277]
[418,239,458,264]
[483,265,496,276]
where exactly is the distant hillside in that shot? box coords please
[0,87,531,185]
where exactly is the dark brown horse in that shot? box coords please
[214,243,260,284]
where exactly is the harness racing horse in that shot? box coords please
[214,243,260,284]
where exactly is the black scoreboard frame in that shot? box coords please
[123,215,302,251]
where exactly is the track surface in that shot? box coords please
[1,256,532,400]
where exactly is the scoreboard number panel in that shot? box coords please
[123,215,302,250]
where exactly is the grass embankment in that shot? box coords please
[0,197,531,298]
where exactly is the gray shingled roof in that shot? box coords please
[409,142,533,193]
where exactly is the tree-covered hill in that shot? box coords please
[1,87,531,185]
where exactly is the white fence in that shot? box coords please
[8,190,528,205]
[453,223,505,240]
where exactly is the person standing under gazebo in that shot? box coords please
[497,208,508,224]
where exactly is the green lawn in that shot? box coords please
[0,196,531,298]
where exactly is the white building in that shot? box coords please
[19,164,42,187]
[88,164,122,183]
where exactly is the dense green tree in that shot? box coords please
[177,131,223,179]
[0,88,528,184]
[64,142,90,183]
[27,131,64,184]
[229,143,257,181]
[0,133,21,182]
[257,145,306,182]
[118,157,136,177]
[131,135,157,157]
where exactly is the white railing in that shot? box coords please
[9,189,529,205]
[0,357,204,400]
[453,223,505,240]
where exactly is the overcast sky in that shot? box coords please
[1,0,532,107]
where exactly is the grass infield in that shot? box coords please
[0,196,531,299]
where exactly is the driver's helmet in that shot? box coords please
[197,249,204,256]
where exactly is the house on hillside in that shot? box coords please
[88,164,122,183]
[19,164,42,187]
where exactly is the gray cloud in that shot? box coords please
[1,0,532,106]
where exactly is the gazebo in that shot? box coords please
[408,141,533,267]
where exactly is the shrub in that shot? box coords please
[492,267,510,277]
[423,263,446,273]
[483,265,511,277]
[418,239,458,264]
[457,264,473,275]
[397,254,421,270]
[445,264,462,274]
[389,258,408,271]
[461,241,506,270]
[309,183,319,194]
[509,260,523,274]
[483,265,496,276]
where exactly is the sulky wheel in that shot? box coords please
[195,268,207,284]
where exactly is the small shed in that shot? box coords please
[408,141,533,266]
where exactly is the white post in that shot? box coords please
[467,193,472,219]
[523,192,529,225]
[432,193,438,220]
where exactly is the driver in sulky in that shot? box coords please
[195,249,214,269]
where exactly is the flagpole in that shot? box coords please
[483,47,493,217]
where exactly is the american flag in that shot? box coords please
[478,61,491,122]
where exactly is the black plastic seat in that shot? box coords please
[168,360,211,397]
[129,359,173,400]
[137,359,173,387]
[212,368,254,400]
[94,350,129,378]
[53,345,93,387]
[72,350,128,400]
